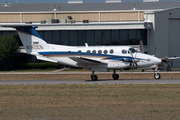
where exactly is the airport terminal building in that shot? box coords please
[1,0,180,67]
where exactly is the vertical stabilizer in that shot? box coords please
[15,26,49,54]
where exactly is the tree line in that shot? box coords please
[0,35,18,70]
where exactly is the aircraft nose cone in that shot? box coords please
[154,57,162,65]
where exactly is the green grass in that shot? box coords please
[0,84,180,120]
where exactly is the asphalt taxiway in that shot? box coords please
[1,79,180,85]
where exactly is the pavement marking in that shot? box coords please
[1,79,180,85]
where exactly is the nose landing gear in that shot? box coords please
[154,73,161,79]
[154,67,161,79]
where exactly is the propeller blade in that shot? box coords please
[135,62,138,68]
[131,63,134,73]
[129,50,139,73]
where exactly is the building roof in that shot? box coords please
[1,1,180,12]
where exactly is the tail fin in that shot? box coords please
[4,26,49,54]
[16,26,49,54]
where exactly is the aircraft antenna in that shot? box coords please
[85,43,88,47]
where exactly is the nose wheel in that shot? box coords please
[154,73,161,79]
[154,66,161,79]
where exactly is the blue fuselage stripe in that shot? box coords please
[38,51,134,61]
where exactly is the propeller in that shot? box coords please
[130,51,139,73]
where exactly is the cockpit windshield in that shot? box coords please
[128,48,137,53]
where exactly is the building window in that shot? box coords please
[3,29,147,47]
[120,30,128,45]
[52,30,60,44]
[44,31,52,43]
[111,30,120,45]
[78,31,86,46]
[95,30,102,45]
[103,30,111,45]
[86,31,94,45]
[61,30,69,45]
[70,30,77,46]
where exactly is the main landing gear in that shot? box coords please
[112,70,119,80]
[154,67,161,79]
[90,70,119,81]
[91,71,98,81]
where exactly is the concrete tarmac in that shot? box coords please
[1,71,180,85]
[1,79,180,85]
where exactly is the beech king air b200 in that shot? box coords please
[3,25,162,80]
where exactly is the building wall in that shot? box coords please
[22,13,55,23]
[168,19,180,59]
[144,13,155,54]
[57,13,99,22]
[0,13,20,22]
[147,8,180,67]
[100,11,144,21]
[0,11,144,23]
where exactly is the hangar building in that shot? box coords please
[0,1,180,67]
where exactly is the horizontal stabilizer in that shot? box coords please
[36,55,58,63]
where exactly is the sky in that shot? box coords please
[0,0,180,4]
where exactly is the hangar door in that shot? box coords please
[168,19,180,67]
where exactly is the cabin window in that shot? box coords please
[92,50,96,54]
[98,50,102,54]
[122,49,127,54]
[104,50,108,54]
[86,50,91,55]
[109,49,114,54]
[78,50,81,55]
[67,51,71,54]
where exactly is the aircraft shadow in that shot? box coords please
[84,79,151,82]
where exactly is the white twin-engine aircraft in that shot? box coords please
[4,26,162,80]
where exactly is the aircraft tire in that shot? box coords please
[112,74,119,80]
[91,75,98,81]
[154,73,161,79]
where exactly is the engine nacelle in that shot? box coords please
[122,58,131,62]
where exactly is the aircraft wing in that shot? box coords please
[69,56,107,65]
[161,57,180,62]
